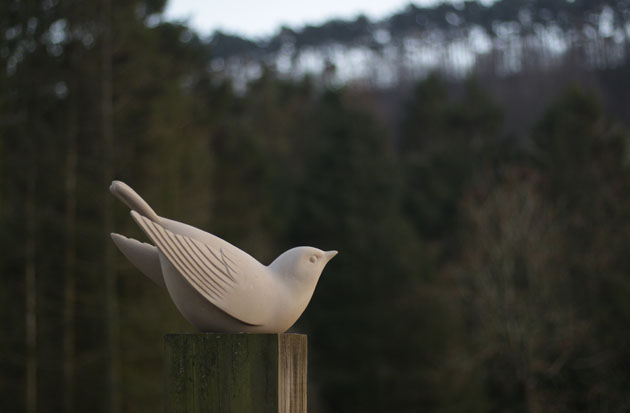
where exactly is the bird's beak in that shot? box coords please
[324,250,338,262]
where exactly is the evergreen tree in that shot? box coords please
[532,86,630,409]
[401,74,503,254]
[292,89,468,411]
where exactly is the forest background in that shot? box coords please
[2,0,630,412]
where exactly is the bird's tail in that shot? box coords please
[110,180,161,222]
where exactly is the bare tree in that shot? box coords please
[459,170,588,412]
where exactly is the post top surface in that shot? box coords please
[164,332,307,338]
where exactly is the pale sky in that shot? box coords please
[164,0,472,38]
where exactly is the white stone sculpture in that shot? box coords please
[110,181,337,333]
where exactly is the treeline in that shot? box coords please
[2,0,630,412]
[210,0,630,88]
[211,0,630,58]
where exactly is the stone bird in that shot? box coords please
[109,181,337,333]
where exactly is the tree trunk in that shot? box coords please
[102,0,120,411]
[63,80,78,413]
[25,144,37,413]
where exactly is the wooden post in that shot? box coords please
[164,333,307,413]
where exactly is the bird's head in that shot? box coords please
[269,246,338,287]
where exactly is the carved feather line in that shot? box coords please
[172,233,229,294]
[146,222,223,300]
[204,245,237,283]
[220,249,238,269]
[154,224,227,298]
[193,241,237,284]
[182,237,234,289]
[219,249,236,277]
[140,217,224,300]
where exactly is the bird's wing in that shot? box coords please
[111,233,164,288]
[131,211,274,326]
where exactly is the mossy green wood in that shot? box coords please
[164,334,307,413]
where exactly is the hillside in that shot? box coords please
[206,0,630,88]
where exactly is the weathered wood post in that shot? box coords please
[164,333,307,413]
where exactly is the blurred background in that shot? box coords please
[2,0,630,411]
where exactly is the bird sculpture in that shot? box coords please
[109,181,337,333]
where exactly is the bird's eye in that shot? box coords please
[309,256,317,263]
